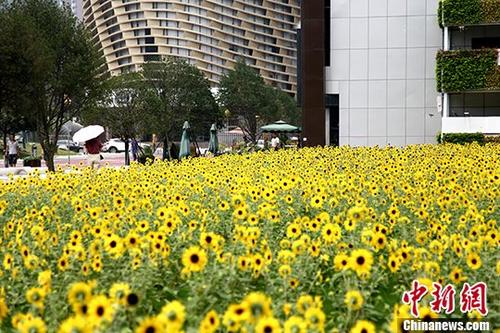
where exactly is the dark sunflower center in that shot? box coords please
[264,325,273,333]
[146,326,155,333]
[97,306,104,316]
[472,259,477,265]
[206,236,212,243]
[110,241,117,248]
[191,254,200,264]
[127,293,139,306]
[356,256,365,265]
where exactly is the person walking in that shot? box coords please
[7,135,18,167]
[84,137,102,169]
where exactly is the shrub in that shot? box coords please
[23,156,42,167]
[484,135,500,143]
[440,132,485,144]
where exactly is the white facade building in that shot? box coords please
[325,0,443,146]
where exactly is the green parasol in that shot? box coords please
[179,121,191,159]
[260,120,301,133]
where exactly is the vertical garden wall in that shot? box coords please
[439,0,500,26]
[436,49,500,92]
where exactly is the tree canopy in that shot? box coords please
[218,61,299,143]
[142,57,222,159]
[89,73,147,165]
[0,0,105,170]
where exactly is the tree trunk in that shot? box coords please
[124,139,130,166]
[41,141,57,172]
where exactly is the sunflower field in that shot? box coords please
[0,144,499,333]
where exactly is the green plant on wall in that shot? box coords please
[439,0,500,26]
[436,49,500,92]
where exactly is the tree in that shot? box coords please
[90,73,148,165]
[0,3,36,157]
[142,57,222,160]
[218,61,299,143]
[0,0,105,171]
[271,87,301,126]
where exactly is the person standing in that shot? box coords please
[84,137,102,169]
[131,139,139,161]
[270,134,280,150]
[7,135,18,167]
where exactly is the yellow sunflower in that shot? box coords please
[17,316,47,333]
[87,295,114,324]
[134,316,166,333]
[350,249,374,277]
[182,246,207,272]
[350,320,375,333]
[466,252,482,270]
[344,290,364,310]
[57,315,91,333]
[255,316,281,333]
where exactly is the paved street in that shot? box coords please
[1,152,130,169]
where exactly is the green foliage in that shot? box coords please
[439,0,500,26]
[90,73,147,165]
[482,0,500,22]
[142,57,222,159]
[439,0,482,26]
[436,132,442,144]
[440,132,485,144]
[436,49,498,92]
[23,155,42,167]
[218,61,299,143]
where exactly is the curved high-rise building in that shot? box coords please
[83,0,300,94]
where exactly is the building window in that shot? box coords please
[141,46,158,53]
[128,12,144,20]
[134,28,151,36]
[124,3,140,11]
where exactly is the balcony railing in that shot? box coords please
[439,0,500,27]
[436,49,500,92]
[442,116,500,134]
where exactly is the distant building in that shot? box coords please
[82,0,300,95]
[59,0,83,19]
